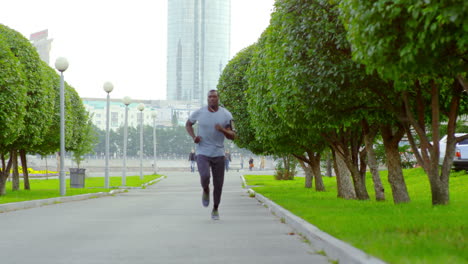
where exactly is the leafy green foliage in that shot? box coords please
[66,85,89,152]
[0,31,26,148]
[246,28,311,156]
[340,0,468,79]
[266,0,386,128]
[218,45,266,154]
[0,24,99,169]
[71,113,98,168]
[34,63,61,156]
[0,25,54,149]
[274,155,298,180]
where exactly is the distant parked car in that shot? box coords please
[439,134,468,171]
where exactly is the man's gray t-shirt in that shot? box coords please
[188,106,233,157]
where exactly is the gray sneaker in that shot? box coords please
[211,209,219,220]
[202,191,209,207]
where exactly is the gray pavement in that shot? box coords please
[0,170,332,264]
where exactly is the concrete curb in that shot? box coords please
[241,175,386,264]
[0,176,166,213]
[142,176,166,188]
[117,175,167,189]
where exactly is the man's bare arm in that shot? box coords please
[186,120,201,143]
[215,120,236,140]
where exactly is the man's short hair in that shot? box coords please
[207,89,218,96]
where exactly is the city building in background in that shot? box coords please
[30,29,53,64]
[167,0,231,103]
[82,98,199,131]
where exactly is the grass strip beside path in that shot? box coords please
[0,175,161,204]
[244,168,467,264]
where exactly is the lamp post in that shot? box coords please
[55,57,69,196]
[103,82,114,189]
[122,96,131,186]
[151,111,157,174]
[137,103,145,180]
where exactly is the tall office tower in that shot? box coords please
[30,29,53,65]
[167,0,231,103]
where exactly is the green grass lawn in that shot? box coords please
[245,168,467,264]
[0,174,162,204]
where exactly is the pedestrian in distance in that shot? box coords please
[240,154,244,170]
[249,157,254,171]
[260,156,265,170]
[185,89,236,220]
[224,150,231,172]
[189,149,196,172]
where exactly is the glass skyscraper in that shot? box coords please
[167,0,231,103]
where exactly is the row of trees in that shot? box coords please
[92,125,193,159]
[89,124,249,160]
[218,0,467,205]
[0,25,95,195]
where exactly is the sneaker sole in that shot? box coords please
[202,192,209,207]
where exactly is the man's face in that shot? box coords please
[208,91,219,107]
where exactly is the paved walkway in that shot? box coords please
[0,170,331,264]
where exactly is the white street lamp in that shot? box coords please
[122,96,131,186]
[137,103,145,180]
[151,111,157,174]
[55,57,69,196]
[103,82,114,189]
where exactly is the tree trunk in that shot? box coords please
[12,150,20,191]
[283,156,289,175]
[434,79,464,205]
[297,159,313,188]
[381,125,410,203]
[334,143,369,200]
[295,151,324,191]
[310,153,325,191]
[362,125,385,201]
[429,176,449,205]
[332,150,356,199]
[326,128,370,200]
[321,127,370,199]
[0,154,4,195]
[0,154,13,196]
[346,159,369,200]
[0,176,6,196]
[383,146,409,203]
[20,150,30,190]
[401,79,460,205]
[326,157,332,177]
[45,156,49,179]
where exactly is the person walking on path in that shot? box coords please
[185,89,236,220]
[188,149,196,172]
[249,157,254,171]
[224,150,231,172]
[260,156,265,170]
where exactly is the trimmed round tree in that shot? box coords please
[0,32,27,195]
[217,44,266,154]
[0,25,55,189]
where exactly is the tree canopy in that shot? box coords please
[339,0,467,80]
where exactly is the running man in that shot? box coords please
[185,89,236,220]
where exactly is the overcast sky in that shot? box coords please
[0,0,275,100]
